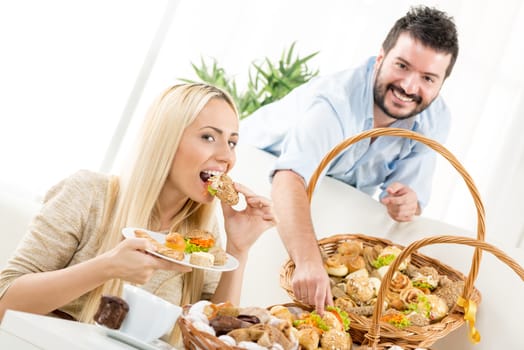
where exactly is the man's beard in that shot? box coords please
[373,64,431,120]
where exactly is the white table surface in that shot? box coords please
[0,310,133,349]
[0,310,180,350]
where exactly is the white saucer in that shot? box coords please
[122,227,239,272]
[101,326,175,350]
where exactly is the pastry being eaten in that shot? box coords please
[207,173,239,206]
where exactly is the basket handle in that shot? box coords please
[307,128,485,241]
[362,235,524,349]
[306,127,486,294]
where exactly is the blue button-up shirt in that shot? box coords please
[239,57,450,208]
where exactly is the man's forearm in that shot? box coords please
[272,170,323,265]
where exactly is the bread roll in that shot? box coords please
[320,329,352,350]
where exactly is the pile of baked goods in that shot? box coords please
[323,239,464,329]
[134,228,227,267]
[181,300,352,350]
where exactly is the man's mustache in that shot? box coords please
[389,84,422,103]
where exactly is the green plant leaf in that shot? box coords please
[179,42,320,119]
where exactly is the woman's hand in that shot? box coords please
[221,183,277,257]
[100,238,192,284]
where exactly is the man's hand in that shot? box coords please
[380,182,421,222]
[271,170,333,314]
[292,260,333,315]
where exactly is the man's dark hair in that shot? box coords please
[382,5,459,78]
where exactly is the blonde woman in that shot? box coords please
[0,83,276,323]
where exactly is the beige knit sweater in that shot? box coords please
[0,170,219,320]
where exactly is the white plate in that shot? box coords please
[121,227,239,272]
[99,325,176,350]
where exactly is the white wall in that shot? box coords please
[0,0,167,196]
[1,0,523,245]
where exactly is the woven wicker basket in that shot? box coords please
[280,127,487,348]
[177,303,313,350]
[361,235,524,350]
[178,315,243,350]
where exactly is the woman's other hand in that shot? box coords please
[221,182,277,257]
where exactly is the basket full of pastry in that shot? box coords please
[177,300,353,349]
[362,235,524,349]
[280,128,487,349]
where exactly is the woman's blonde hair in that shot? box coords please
[79,83,238,322]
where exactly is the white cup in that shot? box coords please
[119,284,182,343]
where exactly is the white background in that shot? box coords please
[1,0,523,246]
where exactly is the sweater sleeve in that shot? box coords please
[0,170,108,299]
